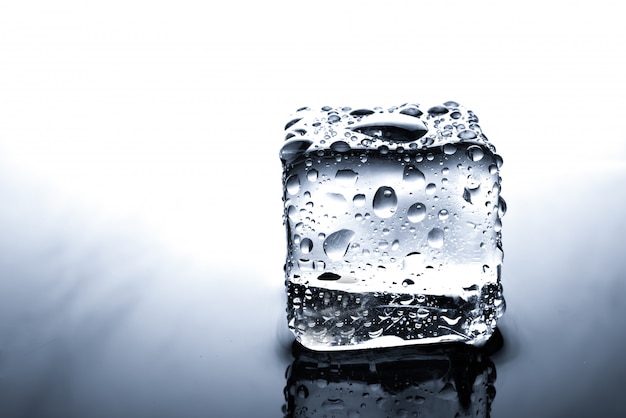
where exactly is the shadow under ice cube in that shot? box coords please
[280,102,506,350]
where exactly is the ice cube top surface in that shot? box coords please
[280,101,498,165]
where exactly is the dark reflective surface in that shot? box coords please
[283,331,502,417]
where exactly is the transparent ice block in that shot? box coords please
[280,102,505,350]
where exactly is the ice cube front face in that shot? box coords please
[280,102,505,350]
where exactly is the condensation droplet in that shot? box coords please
[428,105,448,116]
[323,229,356,260]
[443,143,457,155]
[403,252,425,270]
[297,385,309,399]
[467,145,485,161]
[330,141,350,152]
[402,165,426,187]
[427,228,444,248]
[458,129,478,140]
[336,169,358,187]
[279,140,313,164]
[353,194,366,206]
[372,186,398,218]
[425,183,436,195]
[287,205,297,221]
[438,209,449,220]
[307,169,318,182]
[328,114,341,123]
[498,196,507,217]
[286,174,300,195]
[407,203,426,222]
[300,238,313,254]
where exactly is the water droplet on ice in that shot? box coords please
[297,385,309,399]
[428,105,449,116]
[350,114,428,142]
[287,205,297,220]
[458,129,478,140]
[399,106,423,117]
[402,165,426,187]
[300,238,313,253]
[330,141,350,152]
[328,114,341,123]
[427,228,444,248]
[443,143,457,155]
[284,118,302,130]
[467,145,485,161]
[323,229,355,260]
[438,209,449,220]
[350,108,375,116]
[286,174,300,195]
[494,218,502,232]
[407,203,426,222]
[336,169,358,187]
[403,252,425,270]
[498,196,507,216]
[279,140,313,164]
[372,186,398,218]
[353,194,366,206]
[495,154,504,168]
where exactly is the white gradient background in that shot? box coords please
[1,1,625,417]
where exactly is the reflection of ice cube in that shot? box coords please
[283,335,500,418]
[280,102,506,350]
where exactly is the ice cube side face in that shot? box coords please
[280,102,505,350]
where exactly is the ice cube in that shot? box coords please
[280,102,505,350]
